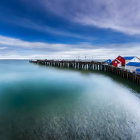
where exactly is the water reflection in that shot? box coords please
[0,60,140,140]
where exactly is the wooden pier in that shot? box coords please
[30,60,140,85]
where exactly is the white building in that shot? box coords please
[124,56,140,64]
[125,62,140,72]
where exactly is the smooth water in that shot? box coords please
[0,60,140,140]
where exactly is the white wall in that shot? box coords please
[125,66,137,72]
[125,65,140,72]
[130,57,140,62]
[125,60,130,64]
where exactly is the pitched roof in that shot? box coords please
[106,59,112,64]
[116,59,121,63]
[126,62,140,67]
[124,56,135,60]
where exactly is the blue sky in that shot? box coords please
[0,0,140,59]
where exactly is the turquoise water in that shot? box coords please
[0,60,140,140]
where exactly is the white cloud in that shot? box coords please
[0,35,67,50]
[43,0,140,35]
[0,35,140,59]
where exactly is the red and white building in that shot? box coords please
[113,56,125,67]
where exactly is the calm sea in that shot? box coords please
[0,60,140,140]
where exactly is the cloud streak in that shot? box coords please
[0,14,96,41]
[43,0,140,35]
[0,35,140,59]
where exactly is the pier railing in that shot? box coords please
[30,60,140,85]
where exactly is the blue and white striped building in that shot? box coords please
[125,62,140,72]
[124,56,140,64]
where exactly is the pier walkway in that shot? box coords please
[30,60,140,85]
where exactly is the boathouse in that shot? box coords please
[125,62,140,72]
[124,56,140,64]
[113,56,125,67]
[104,59,112,65]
